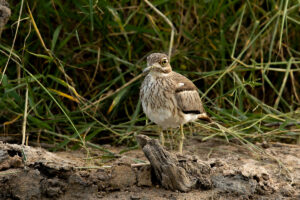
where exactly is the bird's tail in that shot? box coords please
[198,113,212,123]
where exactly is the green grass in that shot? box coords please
[0,0,300,153]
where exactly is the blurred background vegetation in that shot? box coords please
[0,0,299,153]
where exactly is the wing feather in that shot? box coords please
[171,72,205,114]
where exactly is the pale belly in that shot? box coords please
[142,102,199,129]
[142,104,180,129]
[143,104,180,129]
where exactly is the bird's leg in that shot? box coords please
[159,127,165,146]
[169,129,174,150]
[166,129,170,148]
[179,124,184,154]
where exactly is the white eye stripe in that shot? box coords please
[178,83,184,87]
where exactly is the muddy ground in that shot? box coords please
[0,136,299,200]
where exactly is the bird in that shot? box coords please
[140,52,211,153]
[0,0,11,37]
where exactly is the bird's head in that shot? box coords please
[143,53,172,75]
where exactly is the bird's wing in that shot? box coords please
[171,72,206,115]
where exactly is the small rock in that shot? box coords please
[261,141,271,149]
[169,193,177,200]
[130,195,141,200]
[280,184,295,197]
[109,164,136,189]
[136,165,152,187]
[117,155,133,165]
[0,150,8,163]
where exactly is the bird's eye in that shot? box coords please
[161,59,168,65]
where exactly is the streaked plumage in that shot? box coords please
[140,53,211,153]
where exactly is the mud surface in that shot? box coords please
[0,137,299,200]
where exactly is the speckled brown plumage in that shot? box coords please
[140,53,211,153]
[0,0,11,36]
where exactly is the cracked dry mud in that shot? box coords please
[0,136,299,200]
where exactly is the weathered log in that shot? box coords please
[135,134,212,192]
[135,134,283,196]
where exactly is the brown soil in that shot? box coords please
[0,136,299,200]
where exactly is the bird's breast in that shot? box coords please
[140,75,179,128]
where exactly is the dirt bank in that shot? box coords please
[0,137,299,200]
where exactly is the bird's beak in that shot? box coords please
[143,63,160,74]
[143,66,153,74]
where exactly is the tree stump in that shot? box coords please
[135,134,212,192]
